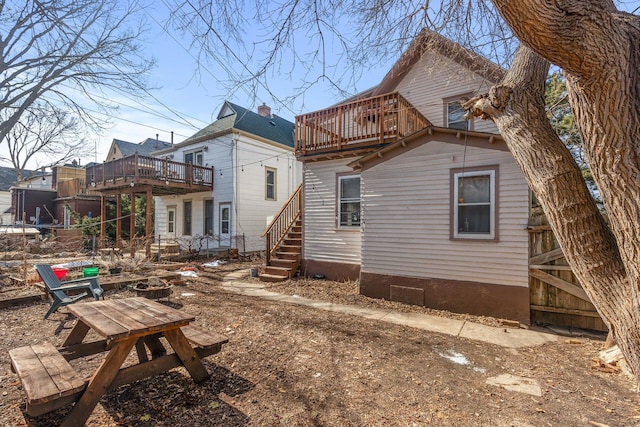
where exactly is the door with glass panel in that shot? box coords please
[167,208,176,237]
[219,203,231,247]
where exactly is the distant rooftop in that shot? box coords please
[0,166,33,191]
[178,101,294,148]
[113,137,173,158]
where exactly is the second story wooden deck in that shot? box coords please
[85,154,213,195]
[295,92,430,159]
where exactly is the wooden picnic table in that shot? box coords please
[9,297,227,426]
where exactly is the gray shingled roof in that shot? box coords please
[181,101,294,148]
[0,166,31,191]
[114,138,172,157]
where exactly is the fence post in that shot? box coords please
[265,233,271,265]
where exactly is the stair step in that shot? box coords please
[264,266,290,276]
[284,238,302,246]
[275,252,300,260]
[279,245,301,253]
[259,273,288,283]
[271,258,297,268]
[287,232,302,239]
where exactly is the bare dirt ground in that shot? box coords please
[0,259,639,426]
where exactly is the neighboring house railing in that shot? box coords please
[295,91,430,157]
[261,183,303,265]
[85,153,214,190]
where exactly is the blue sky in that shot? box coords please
[85,2,388,165]
[13,1,640,168]
[90,0,640,166]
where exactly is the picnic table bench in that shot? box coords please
[8,298,228,425]
[9,342,86,417]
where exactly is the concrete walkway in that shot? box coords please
[221,271,559,349]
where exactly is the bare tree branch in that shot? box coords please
[0,0,155,146]
[0,103,91,181]
[166,0,516,106]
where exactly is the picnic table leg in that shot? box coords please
[135,340,148,362]
[62,320,91,347]
[164,328,210,383]
[61,338,136,427]
[142,334,167,359]
[134,334,166,362]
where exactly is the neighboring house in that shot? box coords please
[51,162,101,229]
[267,29,536,324]
[11,169,55,228]
[11,187,56,228]
[105,137,173,161]
[9,161,101,233]
[0,166,30,225]
[151,101,301,254]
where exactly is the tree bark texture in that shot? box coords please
[487,1,640,379]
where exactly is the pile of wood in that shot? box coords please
[593,345,633,378]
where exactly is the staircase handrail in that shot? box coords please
[261,183,303,265]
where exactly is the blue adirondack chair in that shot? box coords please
[35,264,104,319]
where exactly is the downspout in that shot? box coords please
[233,135,238,249]
[288,155,292,197]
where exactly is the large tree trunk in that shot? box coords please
[483,1,640,379]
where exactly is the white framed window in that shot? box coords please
[265,167,276,200]
[219,203,231,247]
[443,93,473,131]
[337,174,361,228]
[453,169,496,239]
[167,206,176,235]
[446,101,468,130]
[184,150,204,166]
[167,207,176,235]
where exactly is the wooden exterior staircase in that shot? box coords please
[260,184,302,282]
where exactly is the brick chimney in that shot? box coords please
[258,103,271,117]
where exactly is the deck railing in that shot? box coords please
[261,183,303,265]
[85,153,214,189]
[295,92,430,156]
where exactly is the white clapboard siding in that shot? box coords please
[361,141,529,287]
[396,53,499,134]
[234,135,299,252]
[154,135,234,248]
[303,159,362,264]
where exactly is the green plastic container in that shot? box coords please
[83,267,99,277]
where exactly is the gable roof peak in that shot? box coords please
[183,100,294,148]
[372,29,507,96]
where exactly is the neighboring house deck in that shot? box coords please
[83,153,214,257]
[85,154,213,195]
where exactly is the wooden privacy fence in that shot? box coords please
[528,221,607,331]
